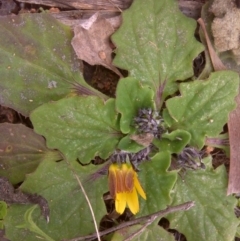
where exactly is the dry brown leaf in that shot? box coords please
[71,12,122,76]
[211,0,240,65]
[130,133,154,147]
[17,0,132,11]
[228,90,240,195]
[0,0,16,16]
[48,7,60,13]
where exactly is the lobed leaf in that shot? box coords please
[30,96,122,163]
[116,77,155,134]
[0,123,61,184]
[139,152,177,216]
[117,134,147,153]
[166,157,239,241]
[4,160,107,241]
[0,201,7,229]
[153,129,191,154]
[165,71,239,148]
[16,205,55,241]
[112,0,204,108]
[0,13,104,116]
[0,201,7,220]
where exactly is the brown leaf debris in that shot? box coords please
[71,12,122,76]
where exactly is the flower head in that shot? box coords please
[108,163,146,214]
[134,108,165,139]
[177,147,205,170]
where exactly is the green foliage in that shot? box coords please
[116,77,155,134]
[0,0,239,240]
[153,129,191,154]
[30,96,122,163]
[3,205,38,241]
[236,226,240,239]
[4,160,107,241]
[164,71,239,148]
[112,0,204,108]
[139,152,177,215]
[0,202,7,220]
[117,134,146,153]
[0,123,61,184]
[0,13,104,116]
[16,205,55,241]
[166,157,240,241]
[0,201,7,229]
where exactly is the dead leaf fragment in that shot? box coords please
[210,0,234,16]
[130,133,154,147]
[228,88,240,195]
[98,51,106,60]
[48,7,60,13]
[212,9,240,52]
[71,12,122,76]
[0,0,16,16]
[210,0,240,64]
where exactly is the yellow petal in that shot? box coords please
[115,192,127,214]
[116,168,124,193]
[126,188,139,214]
[108,165,117,198]
[121,163,130,170]
[133,173,146,200]
[124,168,134,192]
[109,163,146,215]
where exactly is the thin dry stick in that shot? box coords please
[64,201,195,241]
[123,222,150,241]
[107,0,123,12]
[197,18,226,71]
[63,157,101,241]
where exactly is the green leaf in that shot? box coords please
[0,201,7,219]
[116,77,155,134]
[30,96,122,163]
[166,157,239,241]
[112,0,204,108]
[111,223,175,241]
[0,13,104,116]
[16,205,55,241]
[139,152,177,215]
[153,129,191,154]
[236,225,240,238]
[0,201,7,229]
[117,134,146,153]
[4,160,107,241]
[3,205,36,240]
[165,71,239,148]
[0,123,61,184]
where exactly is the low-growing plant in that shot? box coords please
[0,0,240,240]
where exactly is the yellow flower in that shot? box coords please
[108,163,146,214]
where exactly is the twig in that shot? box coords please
[197,18,226,71]
[63,201,195,241]
[123,222,150,241]
[63,156,101,241]
[107,0,123,12]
